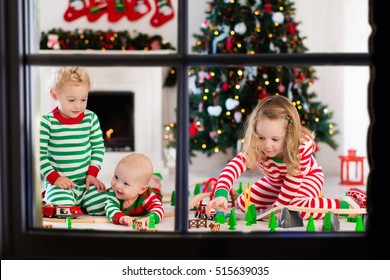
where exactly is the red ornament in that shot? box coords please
[259,90,270,100]
[286,20,298,36]
[264,3,273,13]
[221,82,229,91]
[189,122,198,137]
[225,35,235,52]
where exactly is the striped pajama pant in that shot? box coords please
[236,172,340,219]
[43,180,107,216]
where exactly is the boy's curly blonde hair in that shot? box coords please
[241,95,314,176]
[50,67,91,91]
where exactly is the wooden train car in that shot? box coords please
[42,204,83,218]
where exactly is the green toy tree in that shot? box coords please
[149,214,156,229]
[228,209,237,230]
[250,204,257,224]
[194,183,201,196]
[355,215,365,232]
[306,215,316,232]
[323,212,332,232]
[170,191,176,206]
[244,206,254,226]
[164,0,338,158]
[268,211,278,232]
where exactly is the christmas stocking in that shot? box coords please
[150,0,174,27]
[107,0,128,22]
[64,0,88,21]
[126,0,151,21]
[87,0,108,22]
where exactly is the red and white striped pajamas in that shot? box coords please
[213,138,341,219]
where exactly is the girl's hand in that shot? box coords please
[54,176,75,189]
[206,197,228,216]
[86,175,107,192]
[119,216,133,226]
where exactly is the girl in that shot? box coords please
[206,95,366,219]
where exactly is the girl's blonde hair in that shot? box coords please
[50,67,91,91]
[241,95,314,176]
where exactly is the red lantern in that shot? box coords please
[338,149,365,185]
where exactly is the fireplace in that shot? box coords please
[88,91,135,152]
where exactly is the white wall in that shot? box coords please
[36,0,371,178]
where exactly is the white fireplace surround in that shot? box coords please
[39,64,167,184]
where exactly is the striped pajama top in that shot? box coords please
[40,107,105,185]
[213,137,323,206]
[105,187,165,224]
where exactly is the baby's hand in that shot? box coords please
[86,175,107,192]
[206,197,228,216]
[54,176,75,189]
[119,216,133,226]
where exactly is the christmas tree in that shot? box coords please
[164,0,338,157]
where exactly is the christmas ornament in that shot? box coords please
[244,66,257,81]
[272,12,284,24]
[234,22,247,35]
[212,25,230,54]
[264,3,273,13]
[234,111,242,123]
[188,75,202,94]
[207,105,223,117]
[259,90,270,100]
[209,131,219,143]
[277,84,286,93]
[225,98,240,110]
[200,19,209,29]
[286,20,298,35]
[189,122,198,137]
[221,82,229,91]
[269,41,280,53]
[47,34,60,50]
[225,35,235,52]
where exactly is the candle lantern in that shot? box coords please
[338,149,365,185]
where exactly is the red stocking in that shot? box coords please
[126,0,151,21]
[87,0,108,22]
[64,0,88,21]
[150,0,174,27]
[107,0,128,22]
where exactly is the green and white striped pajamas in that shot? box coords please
[40,107,106,215]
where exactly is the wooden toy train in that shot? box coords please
[42,203,83,218]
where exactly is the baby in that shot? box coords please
[105,153,165,225]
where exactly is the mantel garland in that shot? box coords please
[40,28,177,87]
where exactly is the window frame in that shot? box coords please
[1,0,386,259]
